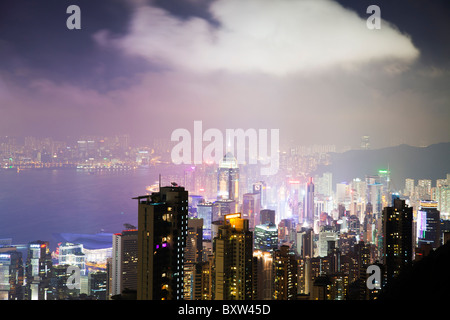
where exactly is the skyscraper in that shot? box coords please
[135,185,188,300]
[0,249,23,300]
[416,200,440,249]
[382,198,413,283]
[304,177,315,227]
[242,193,261,229]
[213,213,253,300]
[111,229,138,297]
[217,152,239,202]
[254,223,278,252]
[25,241,52,300]
[273,245,298,300]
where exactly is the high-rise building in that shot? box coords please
[417,179,432,199]
[111,229,138,297]
[254,223,278,252]
[318,226,337,257]
[25,241,52,300]
[58,242,86,276]
[197,202,213,240]
[404,178,415,197]
[382,198,413,283]
[183,218,204,299]
[242,193,260,229]
[252,181,267,208]
[252,250,273,300]
[296,227,314,259]
[416,200,440,249]
[272,245,297,300]
[0,248,23,300]
[135,185,188,300]
[88,271,108,300]
[259,209,275,225]
[213,213,253,300]
[304,177,314,227]
[217,152,239,202]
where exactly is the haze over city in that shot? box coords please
[1,0,449,149]
[0,0,449,305]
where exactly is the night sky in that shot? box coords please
[1,0,449,149]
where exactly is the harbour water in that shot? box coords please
[0,166,185,251]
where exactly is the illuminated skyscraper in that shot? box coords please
[213,213,253,300]
[197,202,213,240]
[25,241,52,300]
[217,152,239,202]
[135,185,188,300]
[273,245,297,300]
[382,198,413,283]
[254,223,278,252]
[0,249,23,300]
[242,193,260,229]
[304,177,315,227]
[111,229,138,297]
[416,200,440,249]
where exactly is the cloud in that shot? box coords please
[96,0,420,76]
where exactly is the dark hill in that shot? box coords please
[314,142,450,191]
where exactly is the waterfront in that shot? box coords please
[0,166,185,251]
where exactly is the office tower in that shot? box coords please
[260,209,275,225]
[188,194,203,218]
[296,227,314,259]
[242,193,261,229]
[254,223,278,252]
[135,185,188,300]
[0,249,23,300]
[88,271,108,300]
[417,179,432,199]
[273,245,298,300]
[382,198,413,283]
[303,177,314,226]
[183,218,203,300]
[58,242,86,276]
[212,199,236,222]
[318,226,338,257]
[111,229,138,297]
[213,213,253,300]
[217,152,239,201]
[252,181,267,208]
[367,182,383,215]
[416,200,440,249]
[404,178,415,197]
[49,265,77,300]
[185,219,203,264]
[435,185,450,215]
[198,201,213,240]
[253,250,273,300]
[25,241,52,300]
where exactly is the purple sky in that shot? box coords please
[0,0,449,149]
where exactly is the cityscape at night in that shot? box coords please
[1,0,450,310]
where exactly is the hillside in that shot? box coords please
[314,142,450,191]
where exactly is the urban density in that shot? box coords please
[0,134,449,301]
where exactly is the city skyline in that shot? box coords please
[1,0,450,304]
[0,0,449,149]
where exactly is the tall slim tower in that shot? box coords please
[217,152,239,202]
[213,213,253,300]
[135,185,188,300]
[304,177,315,227]
[25,241,52,300]
[382,198,413,283]
[111,229,138,297]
